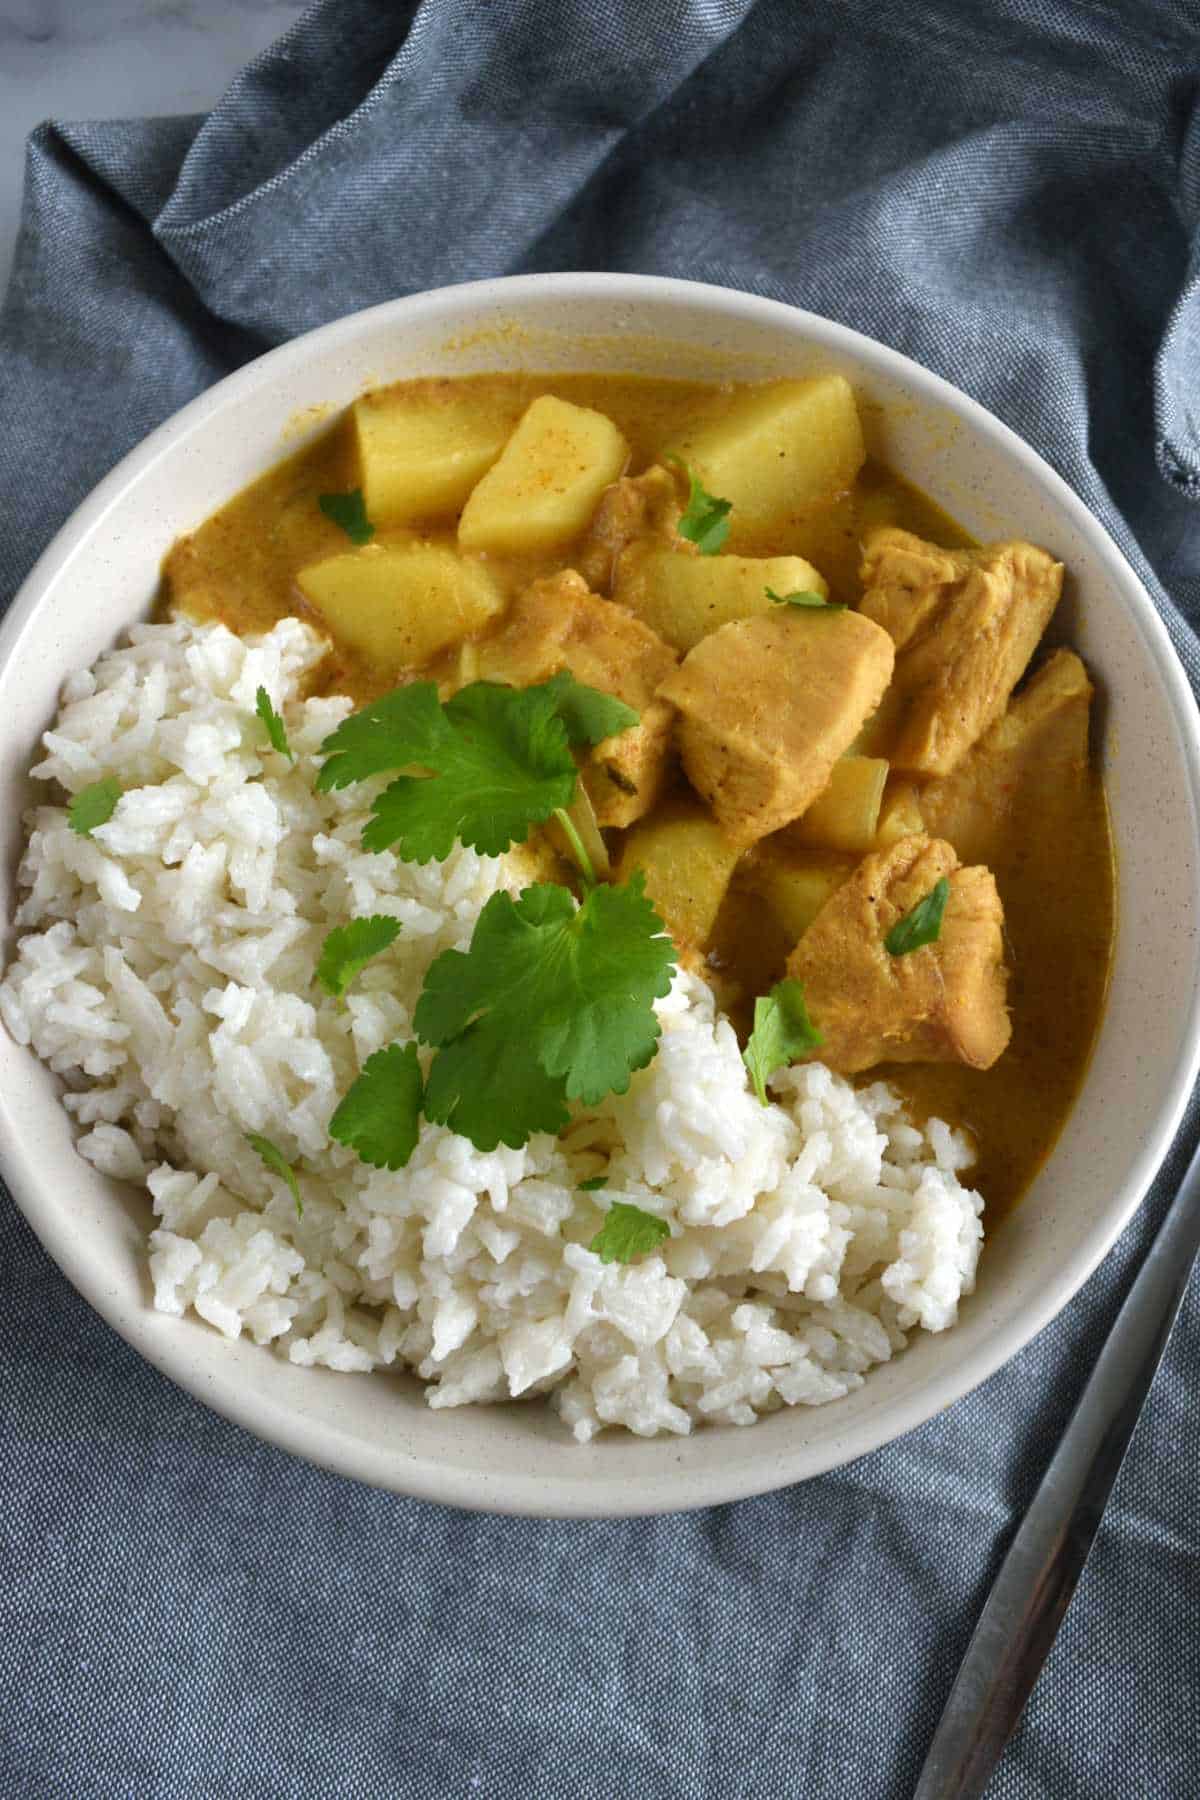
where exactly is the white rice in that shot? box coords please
[0,615,984,1440]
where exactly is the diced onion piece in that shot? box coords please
[875,781,925,849]
[552,780,611,883]
[790,757,889,853]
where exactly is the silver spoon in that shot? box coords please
[912,1129,1200,1798]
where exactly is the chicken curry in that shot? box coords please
[162,371,1115,1217]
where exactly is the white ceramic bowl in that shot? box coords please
[3,275,1199,1517]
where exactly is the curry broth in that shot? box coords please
[162,371,1115,1220]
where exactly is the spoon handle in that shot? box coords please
[912,1135,1200,1799]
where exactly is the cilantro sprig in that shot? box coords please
[590,1201,671,1265]
[766,586,847,613]
[743,978,823,1104]
[245,1131,303,1219]
[415,875,675,1151]
[68,777,122,837]
[255,686,294,761]
[667,455,732,554]
[319,488,375,545]
[316,674,638,883]
[317,916,402,999]
[314,677,672,1166]
[885,877,951,956]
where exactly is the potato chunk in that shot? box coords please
[475,571,679,828]
[746,845,855,944]
[659,610,894,847]
[297,545,505,671]
[786,835,1011,1074]
[615,550,830,653]
[614,799,741,951]
[672,376,865,528]
[353,385,520,525]
[858,528,1063,777]
[789,756,889,854]
[458,395,628,554]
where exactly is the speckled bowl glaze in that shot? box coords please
[2,276,1199,1517]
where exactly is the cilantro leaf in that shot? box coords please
[884,876,951,956]
[765,586,847,613]
[743,978,824,1105]
[589,1201,671,1265]
[315,683,451,792]
[316,678,638,865]
[420,1016,572,1151]
[579,1176,608,1192]
[328,1042,424,1170]
[415,874,675,1151]
[316,915,402,999]
[245,1131,303,1218]
[319,488,375,545]
[538,670,639,747]
[356,682,578,861]
[667,455,732,555]
[255,686,294,761]
[68,777,122,837]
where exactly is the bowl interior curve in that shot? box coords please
[2,275,1199,1516]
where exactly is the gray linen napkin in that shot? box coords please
[2,3,1198,1795]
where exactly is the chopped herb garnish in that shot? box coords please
[884,876,951,956]
[315,677,637,867]
[765,586,847,612]
[316,677,673,1163]
[67,777,122,837]
[255,686,294,761]
[319,488,375,545]
[316,915,402,1000]
[589,1201,671,1265]
[742,978,823,1105]
[579,1176,608,1192]
[314,683,449,791]
[245,1131,303,1219]
[667,455,732,555]
[328,1042,424,1170]
[541,670,639,748]
[360,682,576,862]
[414,874,675,1152]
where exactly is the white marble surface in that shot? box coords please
[0,0,310,296]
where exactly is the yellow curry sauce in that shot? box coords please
[162,372,1115,1219]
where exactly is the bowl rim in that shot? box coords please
[3,270,1200,1517]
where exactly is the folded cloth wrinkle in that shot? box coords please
[158,4,411,230]
[1,3,1199,1798]
[151,0,758,342]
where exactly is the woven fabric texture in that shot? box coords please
[2,2,1199,1794]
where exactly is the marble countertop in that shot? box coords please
[0,0,309,296]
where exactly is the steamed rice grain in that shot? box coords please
[0,616,985,1440]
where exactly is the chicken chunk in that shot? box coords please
[858,528,1063,777]
[577,464,691,594]
[920,649,1093,871]
[658,610,894,847]
[475,570,679,827]
[786,835,1011,1075]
